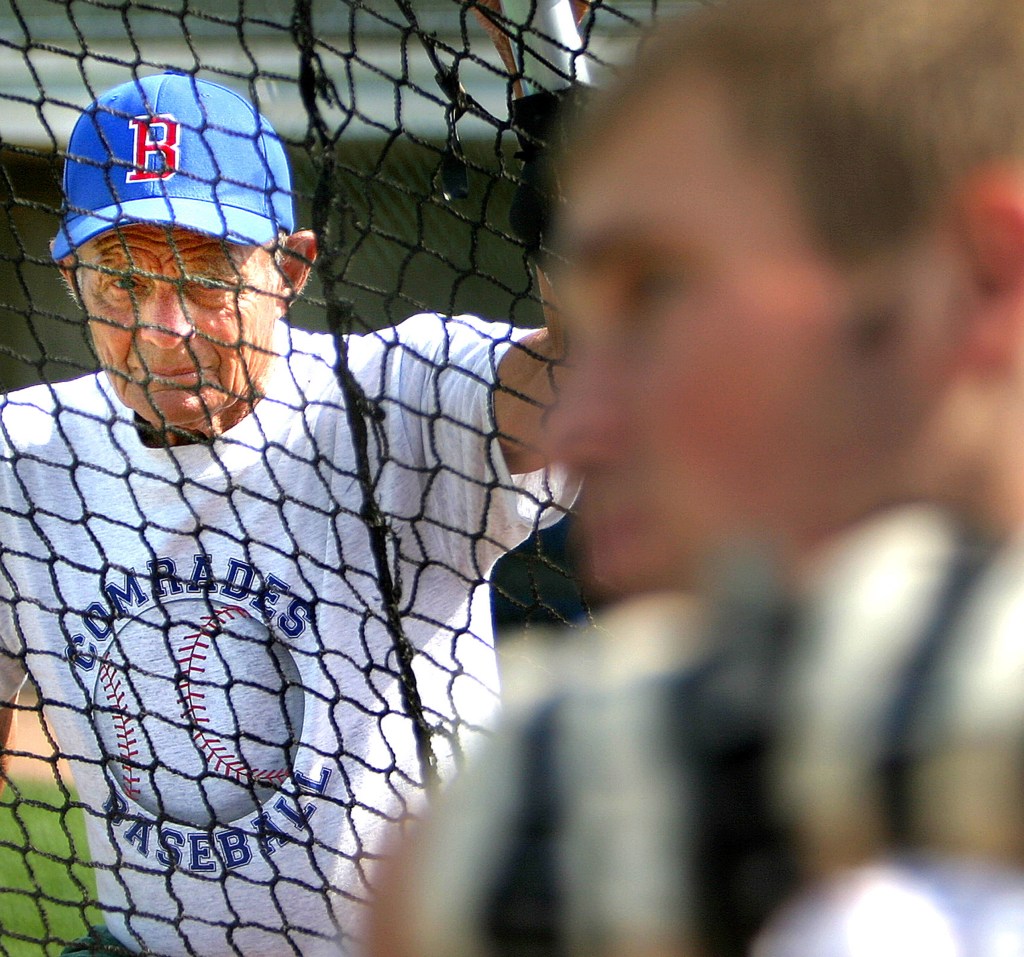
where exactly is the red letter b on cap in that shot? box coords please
[126,115,180,183]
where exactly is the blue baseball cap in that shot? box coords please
[53,72,295,259]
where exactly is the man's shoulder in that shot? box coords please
[397,312,521,351]
[281,322,402,379]
[0,373,109,426]
[280,314,524,407]
[279,325,338,387]
[289,314,521,363]
[0,373,113,459]
[357,313,520,357]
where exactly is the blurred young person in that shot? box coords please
[368,1,1024,955]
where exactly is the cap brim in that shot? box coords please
[52,196,282,260]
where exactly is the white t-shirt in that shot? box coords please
[0,313,570,956]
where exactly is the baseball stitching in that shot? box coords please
[98,660,142,799]
[176,605,289,785]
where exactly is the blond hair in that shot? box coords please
[564,0,1024,261]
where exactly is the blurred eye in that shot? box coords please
[115,275,138,292]
[617,261,689,327]
[630,257,688,298]
[632,269,681,306]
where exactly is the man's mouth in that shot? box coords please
[144,369,205,388]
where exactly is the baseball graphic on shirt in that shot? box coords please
[93,597,303,827]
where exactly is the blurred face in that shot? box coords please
[549,78,962,598]
[63,225,301,440]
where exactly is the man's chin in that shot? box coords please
[580,544,689,604]
[137,390,223,437]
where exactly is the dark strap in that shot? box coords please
[482,698,567,957]
[681,566,799,957]
[508,86,589,255]
[877,531,995,843]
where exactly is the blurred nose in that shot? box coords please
[135,282,194,347]
[544,342,629,474]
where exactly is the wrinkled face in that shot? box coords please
[64,225,290,439]
[549,79,961,598]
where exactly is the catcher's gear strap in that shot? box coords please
[481,696,567,957]
[509,86,588,255]
[876,528,997,844]
[684,573,800,957]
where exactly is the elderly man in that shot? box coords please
[0,72,569,956]
[369,1,1024,955]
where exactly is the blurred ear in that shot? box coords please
[954,167,1024,373]
[277,229,317,297]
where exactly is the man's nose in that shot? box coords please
[134,282,195,346]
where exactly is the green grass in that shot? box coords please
[0,777,100,957]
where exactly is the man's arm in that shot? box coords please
[0,701,16,797]
[471,0,591,80]
[494,271,565,474]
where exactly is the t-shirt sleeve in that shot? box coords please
[0,633,27,706]
[0,424,29,706]
[376,312,575,573]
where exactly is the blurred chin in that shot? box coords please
[580,537,689,603]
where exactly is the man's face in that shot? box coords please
[549,79,962,599]
[64,225,290,439]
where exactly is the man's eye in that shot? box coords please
[185,279,237,306]
[115,276,138,292]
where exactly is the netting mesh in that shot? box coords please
[0,2,663,953]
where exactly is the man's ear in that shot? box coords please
[954,166,1024,373]
[277,229,317,298]
[49,240,81,305]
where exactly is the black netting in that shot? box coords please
[0,2,664,954]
